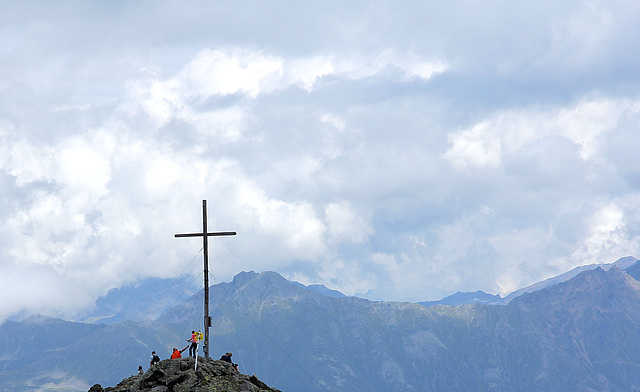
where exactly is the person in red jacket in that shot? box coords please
[171,346,188,359]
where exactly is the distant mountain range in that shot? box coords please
[2,256,640,392]
[420,255,640,307]
[418,290,501,306]
[496,255,640,304]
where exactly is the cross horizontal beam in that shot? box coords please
[174,232,237,238]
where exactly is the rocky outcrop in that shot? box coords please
[88,357,282,392]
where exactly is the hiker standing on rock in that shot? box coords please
[187,330,198,357]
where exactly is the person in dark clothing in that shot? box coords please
[220,352,238,372]
[150,351,160,368]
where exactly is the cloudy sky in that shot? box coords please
[1,0,640,321]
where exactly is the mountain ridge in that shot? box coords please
[21,256,638,328]
[419,290,501,307]
[499,255,639,304]
[3,257,640,391]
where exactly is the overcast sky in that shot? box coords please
[1,0,640,321]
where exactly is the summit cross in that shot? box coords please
[174,199,236,358]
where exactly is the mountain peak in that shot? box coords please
[512,264,640,312]
[230,270,292,289]
[88,356,281,392]
[500,256,640,304]
[291,280,346,298]
[211,271,313,308]
[419,290,501,307]
[8,258,640,391]
[223,270,344,302]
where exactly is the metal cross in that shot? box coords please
[175,199,236,358]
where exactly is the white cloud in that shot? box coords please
[0,264,95,321]
[2,0,640,318]
[544,2,614,69]
[570,201,640,265]
[4,139,54,186]
[285,56,335,91]
[56,139,111,198]
[444,98,637,169]
[444,123,503,169]
[324,201,373,245]
[180,49,284,98]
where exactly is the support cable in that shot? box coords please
[231,333,246,375]
[141,247,204,327]
[209,272,330,392]
[180,285,201,343]
[86,269,203,387]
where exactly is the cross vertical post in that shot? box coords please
[175,200,236,358]
[202,200,209,357]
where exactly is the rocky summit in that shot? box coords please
[87,357,282,392]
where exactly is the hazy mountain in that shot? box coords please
[76,276,199,325]
[157,266,640,391]
[4,259,640,391]
[501,265,640,391]
[0,315,104,372]
[421,256,640,307]
[419,290,501,307]
[499,256,639,304]
[0,317,180,392]
[292,281,346,298]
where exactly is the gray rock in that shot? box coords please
[97,357,282,392]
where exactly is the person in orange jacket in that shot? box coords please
[171,346,188,359]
